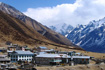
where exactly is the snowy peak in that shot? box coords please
[76,24,86,29]
[49,23,73,36]
[67,17,105,53]
[87,17,105,30]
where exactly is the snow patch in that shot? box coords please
[49,23,73,35]
[104,29,105,32]
[76,41,82,46]
[99,33,102,36]
[4,7,10,14]
[81,38,92,47]
[80,35,86,39]
[65,34,68,37]
[0,2,2,5]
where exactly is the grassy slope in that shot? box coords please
[0,11,53,46]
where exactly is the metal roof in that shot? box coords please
[0,55,7,57]
[72,56,90,59]
[15,50,34,55]
[0,58,10,61]
[36,53,90,59]
[38,46,47,49]
[8,46,16,48]
[36,54,61,58]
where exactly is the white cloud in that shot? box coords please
[23,0,105,27]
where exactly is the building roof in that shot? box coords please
[0,58,10,61]
[14,50,34,55]
[36,53,61,58]
[0,55,7,58]
[72,56,90,59]
[0,55,10,61]
[8,46,16,48]
[7,51,13,53]
[38,46,47,49]
[25,47,30,50]
[36,52,90,59]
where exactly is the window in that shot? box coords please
[15,55,16,58]
[11,59,13,61]
[13,59,15,61]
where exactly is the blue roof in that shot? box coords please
[39,46,47,49]
[15,50,34,55]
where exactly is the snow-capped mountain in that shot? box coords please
[49,23,73,36]
[67,17,105,53]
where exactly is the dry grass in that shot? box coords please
[0,11,55,46]
[36,64,105,70]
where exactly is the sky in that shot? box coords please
[1,0,105,27]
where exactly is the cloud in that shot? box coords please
[23,0,105,27]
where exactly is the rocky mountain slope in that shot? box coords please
[0,2,73,46]
[67,18,105,53]
[48,15,105,53]
[0,10,51,45]
[49,23,73,36]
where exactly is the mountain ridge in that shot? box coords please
[67,17,105,53]
[49,15,105,53]
[0,2,74,46]
[49,23,73,36]
[0,10,50,45]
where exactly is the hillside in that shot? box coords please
[0,10,52,46]
[0,2,74,46]
[0,10,82,51]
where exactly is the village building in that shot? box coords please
[35,53,62,65]
[0,63,17,70]
[22,47,31,51]
[16,46,30,51]
[58,51,76,56]
[10,50,34,62]
[0,55,10,64]
[7,46,16,51]
[5,41,12,45]
[0,47,7,53]
[44,49,57,54]
[71,56,90,64]
[7,46,17,57]
[7,45,30,56]
[35,51,90,65]
[7,44,28,51]
[59,51,90,65]
[37,46,48,52]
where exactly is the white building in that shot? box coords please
[10,50,34,62]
